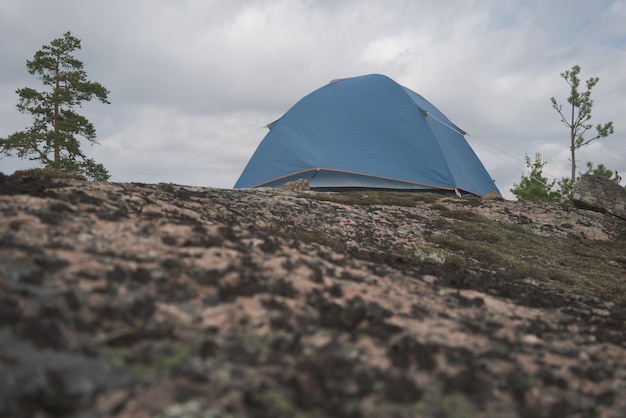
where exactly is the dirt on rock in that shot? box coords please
[1,173,625,418]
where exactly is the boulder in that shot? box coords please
[282,178,310,192]
[572,174,626,220]
[482,190,503,200]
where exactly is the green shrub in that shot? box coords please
[13,167,87,180]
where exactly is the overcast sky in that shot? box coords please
[1,0,625,199]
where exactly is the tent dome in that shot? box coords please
[234,74,499,196]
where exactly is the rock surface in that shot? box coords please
[572,174,626,220]
[282,178,310,192]
[1,173,626,418]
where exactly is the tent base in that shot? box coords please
[308,186,469,196]
[249,170,482,197]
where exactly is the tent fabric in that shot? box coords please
[234,74,500,196]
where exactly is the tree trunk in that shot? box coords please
[54,102,59,167]
[570,100,576,184]
[54,52,60,167]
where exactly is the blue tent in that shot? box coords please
[234,74,500,196]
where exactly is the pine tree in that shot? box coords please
[550,65,614,186]
[511,153,561,202]
[0,32,110,180]
[585,162,621,183]
[557,161,621,199]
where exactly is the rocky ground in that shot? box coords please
[1,173,625,418]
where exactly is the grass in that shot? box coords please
[13,167,87,180]
[106,339,200,378]
[293,191,626,304]
[394,245,466,270]
[155,401,231,418]
[299,190,441,206]
[262,222,345,251]
[428,207,626,303]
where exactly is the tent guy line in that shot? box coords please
[426,111,527,175]
[141,126,265,184]
[466,132,563,188]
[426,110,556,188]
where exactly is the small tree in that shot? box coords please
[585,162,621,183]
[511,153,561,202]
[550,65,614,186]
[557,161,621,198]
[0,31,110,180]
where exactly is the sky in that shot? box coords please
[1,0,625,199]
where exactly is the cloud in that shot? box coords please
[1,0,624,198]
